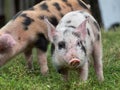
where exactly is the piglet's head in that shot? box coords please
[0,33,16,52]
[68,19,88,67]
[44,16,88,42]
[44,17,88,68]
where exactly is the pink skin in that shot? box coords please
[0,33,48,75]
[44,14,104,81]
[45,17,88,81]
[0,34,17,66]
[63,20,88,67]
[37,49,48,75]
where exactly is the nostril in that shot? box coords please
[69,59,80,67]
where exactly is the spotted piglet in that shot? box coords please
[44,10,104,81]
[0,0,90,75]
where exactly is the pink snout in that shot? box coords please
[69,58,80,67]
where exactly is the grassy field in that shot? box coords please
[0,27,120,90]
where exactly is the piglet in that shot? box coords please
[44,10,104,81]
[0,0,90,75]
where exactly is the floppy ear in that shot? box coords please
[75,19,88,40]
[44,17,57,42]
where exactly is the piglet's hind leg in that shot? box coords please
[92,41,104,81]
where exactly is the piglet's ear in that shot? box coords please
[44,17,57,42]
[75,19,88,40]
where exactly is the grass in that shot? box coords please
[0,27,120,90]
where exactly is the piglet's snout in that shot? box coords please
[65,48,80,67]
[69,58,80,67]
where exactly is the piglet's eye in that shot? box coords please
[58,41,66,49]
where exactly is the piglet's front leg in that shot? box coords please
[78,60,88,81]
[37,49,48,75]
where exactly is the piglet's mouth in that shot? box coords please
[69,58,80,67]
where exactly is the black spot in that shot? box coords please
[84,15,88,19]
[62,0,67,2]
[63,29,69,34]
[66,25,76,29]
[80,41,86,54]
[29,7,34,10]
[60,13,64,17]
[12,11,23,20]
[58,41,66,50]
[21,14,34,30]
[40,2,49,11]
[18,37,21,40]
[53,2,61,11]
[72,32,80,38]
[34,33,49,52]
[87,28,90,36]
[39,15,44,20]
[53,2,64,17]
[93,21,100,31]
[51,43,55,55]
[77,0,88,9]
[49,16,58,26]
[66,20,71,23]
[97,34,100,41]
[21,14,26,17]
[62,0,73,11]
[79,11,84,13]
